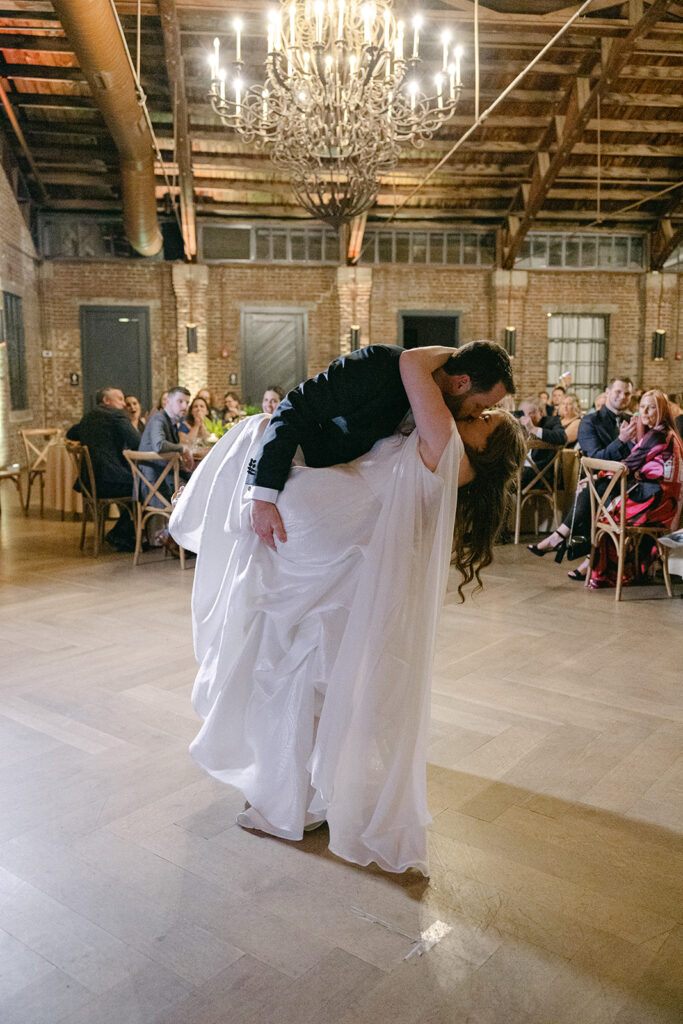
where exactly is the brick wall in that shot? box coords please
[11,254,682,449]
[206,264,339,403]
[370,265,493,349]
[0,162,41,464]
[39,260,174,427]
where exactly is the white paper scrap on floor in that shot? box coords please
[169,413,462,875]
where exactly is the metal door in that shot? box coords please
[242,309,307,405]
[80,306,152,410]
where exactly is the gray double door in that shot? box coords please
[242,309,306,405]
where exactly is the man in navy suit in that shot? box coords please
[577,377,636,461]
[247,341,515,549]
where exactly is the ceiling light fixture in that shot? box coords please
[208,1,463,229]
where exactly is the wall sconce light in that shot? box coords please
[503,326,516,357]
[186,323,198,353]
[651,329,666,361]
[349,324,360,349]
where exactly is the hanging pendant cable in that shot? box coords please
[136,0,141,82]
[596,93,602,224]
[474,0,480,123]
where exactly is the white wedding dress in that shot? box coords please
[169,414,462,875]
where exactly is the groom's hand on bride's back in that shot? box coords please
[250,499,287,550]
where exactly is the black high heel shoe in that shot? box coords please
[527,536,568,563]
[528,532,565,557]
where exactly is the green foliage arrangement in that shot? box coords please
[203,416,233,438]
[244,405,262,416]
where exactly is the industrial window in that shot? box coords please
[547,313,609,410]
[360,228,496,266]
[1,292,28,411]
[517,233,645,270]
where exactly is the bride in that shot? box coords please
[169,347,524,876]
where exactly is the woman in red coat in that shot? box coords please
[589,389,683,587]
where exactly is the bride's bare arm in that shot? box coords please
[399,347,456,471]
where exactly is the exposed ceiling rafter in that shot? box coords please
[501,0,675,269]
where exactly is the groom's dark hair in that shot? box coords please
[443,341,515,395]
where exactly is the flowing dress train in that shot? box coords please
[169,414,462,875]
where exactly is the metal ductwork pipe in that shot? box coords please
[52,0,163,257]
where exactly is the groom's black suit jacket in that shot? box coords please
[247,345,410,492]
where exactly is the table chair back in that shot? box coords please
[581,455,677,601]
[65,440,134,556]
[20,427,62,515]
[513,440,565,543]
[0,462,23,514]
[122,450,185,568]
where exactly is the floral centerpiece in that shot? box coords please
[203,417,235,443]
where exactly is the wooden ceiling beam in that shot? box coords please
[649,188,683,268]
[649,220,683,268]
[0,33,74,52]
[0,74,48,200]
[602,91,683,107]
[502,0,675,269]
[158,0,196,259]
[0,63,85,82]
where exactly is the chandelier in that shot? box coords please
[208,1,463,229]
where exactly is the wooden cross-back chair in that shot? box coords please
[20,427,61,515]
[0,462,23,515]
[122,450,185,568]
[65,440,135,557]
[582,456,680,601]
[513,440,565,544]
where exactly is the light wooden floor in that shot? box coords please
[1,487,681,1024]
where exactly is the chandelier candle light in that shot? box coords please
[208,1,463,229]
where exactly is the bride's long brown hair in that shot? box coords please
[452,410,526,600]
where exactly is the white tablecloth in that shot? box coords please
[44,441,82,514]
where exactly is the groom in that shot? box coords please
[247,341,514,549]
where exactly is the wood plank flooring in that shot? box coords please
[1,489,681,1024]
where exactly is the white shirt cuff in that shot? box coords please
[245,485,280,504]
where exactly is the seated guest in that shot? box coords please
[539,390,551,416]
[138,386,193,501]
[125,394,146,434]
[156,391,168,412]
[589,390,683,587]
[550,385,566,416]
[527,376,637,576]
[262,385,284,415]
[221,390,243,424]
[667,393,683,439]
[594,391,607,411]
[518,397,566,488]
[185,396,211,447]
[558,392,582,446]
[196,387,219,421]
[66,385,140,551]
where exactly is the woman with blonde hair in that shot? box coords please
[558,392,582,446]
